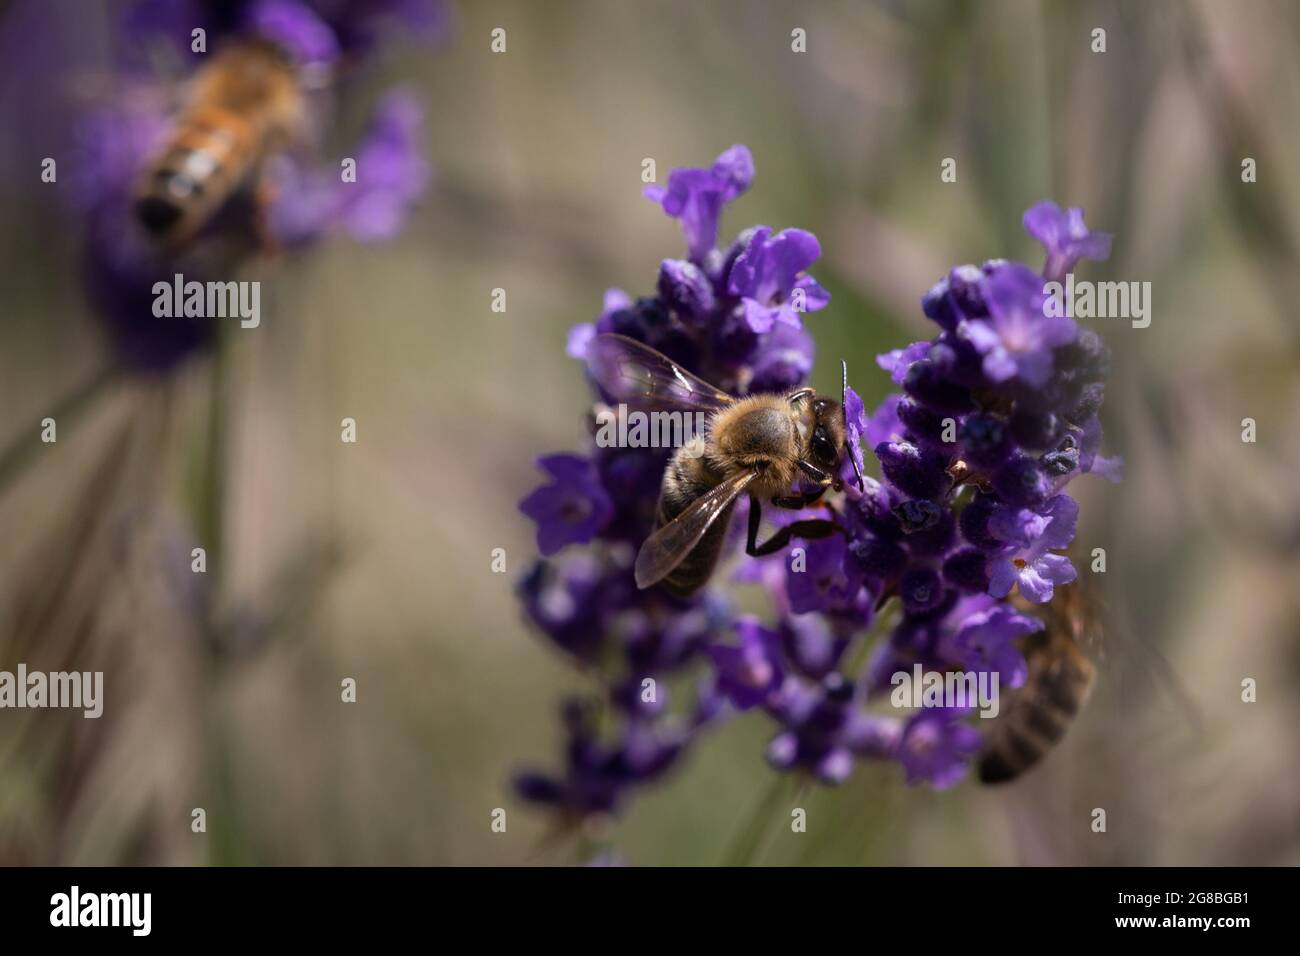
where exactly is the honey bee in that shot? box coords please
[586,334,865,597]
[133,38,305,244]
[978,581,1099,784]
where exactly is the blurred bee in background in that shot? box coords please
[133,37,309,247]
[587,333,865,597]
[978,582,1100,784]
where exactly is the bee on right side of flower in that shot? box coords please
[978,581,1100,784]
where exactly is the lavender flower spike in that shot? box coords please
[515,171,1123,830]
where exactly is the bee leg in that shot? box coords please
[252,175,282,258]
[746,496,843,558]
[798,459,845,492]
[796,460,831,484]
[771,486,828,510]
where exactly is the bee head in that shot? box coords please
[808,396,845,474]
[135,195,184,237]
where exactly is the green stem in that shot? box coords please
[844,598,897,679]
[0,363,119,495]
[197,322,239,862]
[201,320,232,614]
[720,773,794,867]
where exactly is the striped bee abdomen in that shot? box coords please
[655,446,731,597]
[135,106,255,238]
[977,628,1096,784]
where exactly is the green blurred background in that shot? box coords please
[1,0,1298,865]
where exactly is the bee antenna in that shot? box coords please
[842,359,866,493]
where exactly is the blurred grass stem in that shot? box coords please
[721,773,796,866]
[198,319,243,862]
[0,363,119,496]
[201,319,232,610]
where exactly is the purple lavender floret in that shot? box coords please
[987,494,1079,604]
[766,673,901,785]
[518,455,614,556]
[898,710,983,789]
[244,0,340,68]
[965,263,1077,389]
[515,152,1120,828]
[1023,201,1112,283]
[786,536,864,615]
[268,89,431,246]
[709,616,785,711]
[644,144,754,262]
[727,227,831,333]
[514,698,687,817]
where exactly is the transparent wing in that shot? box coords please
[587,333,735,413]
[634,470,756,589]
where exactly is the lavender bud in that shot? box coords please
[900,567,944,613]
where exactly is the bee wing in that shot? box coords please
[587,334,735,413]
[634,470,756,589]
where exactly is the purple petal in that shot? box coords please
[844,714,903,757]
[750,322,815,392]
[1065,208,1113,260]
[773,303,803,329]
[842,384,868,480]
[270,88,429,245]
[1015,565,1053,603]
[762,228,822,291]
[710,144,755,198]
[1014,349,1055,389]
[1089,454,1125,482]
[794,274,831,312]
[658,258,715,319]
[1039,494,1079,550]
[1022,201,1068,250]
[1034,552,1078,587]
[566,323,595,359]
[1024,201,1112,280]
[519,455,613,556]
[877,341,930,385]
[899,713,980,789]
[739,298,775,334]
[987,557,1018,598]
[337,89,430,242]
[727,227,826,325]
[245,0,340,69]
[989,504,1049,547]
[816,748,854,785]
[726,226,773,297]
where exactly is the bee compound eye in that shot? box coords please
[811,427,835,461]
